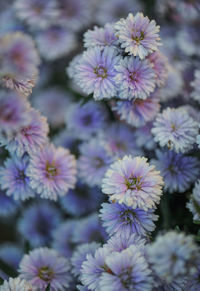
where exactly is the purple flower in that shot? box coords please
[115,12,161,59]
[102,155,164,211]
[83,23,118,48]
[18,201,62,247]
[99,245,153,291]
[36,26,76,60]
[115,57,156,100]
[113,93,160,127]
[0,32,40,96]
[152,108,199,153]
[75,46,120,100]
[19,247,71,290]
[78,138,113,187]
[191,70,200,103]
[100,202,158,237]
[65,101,107,139]
[0,155,35,200]
[27,144,77,200]
[0,243,23,271]
[134,122,155,150]
[0,277,34,291]
[153,150,199,193]
[53,129,79,154]
[5,109,49,157]
[0,190,18,217]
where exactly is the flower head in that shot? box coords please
[152,108,199,153]
[0,190,18,217]
[115,57,156,100]
[102,156,164,211]
[27,144,77,200]
[115,12,161,59]
[19,247,71,290]
[191,70,200,103]
[75,46,120,100]
[0,277,34,291]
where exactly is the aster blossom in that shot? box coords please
[147,51,168,87]
[0,277,35,291]
[27,144,77,200]
[191,70,200,103]
[19,247,71,290]
[115,57,156,100]
[102,155,164,211]
[152,108,199,153]
[74,46,120,100]
[115,12,161,59]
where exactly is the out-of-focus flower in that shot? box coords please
[115,13,161,59]
[0,190,18,217]
[147,51,168,87]
[0,155,35,200]
[187,180,200,222]
[83,23,118,48]
[0,277,34,291]
[0,243,23,271]
[152,108,198,153]
[112,93,160,127]
[147,231,198,284]
[185,262,200,291]
[153,150,199,193]
[78,138,113,187]
[74,46,120,100]
[53,129,79,154]
[100,202,158,237]
[0,32,40,96]
[32,87,72,128]
[5,109,49,157]
[27,144,77,200]
[18,201,62,247]
[19,247,71,290]
[115,57,156,100]
[66,101,107,140]
[191,70,200,103]
[36,26,76,60]
[102,155,164,211]
[134,122,155,150]
[177,26,200,57]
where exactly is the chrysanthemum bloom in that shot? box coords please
[187,180,200,222]
[102,156,164,211]
[67,54,82,79]
[0,91,30,141]
[153,150,199,193]
[15,0,58,29]
[147,51,168,87]
[115,57,156,100]
[75,46,120,100]
[99,245,153,291]
[36,26,76,61]
[113,93,160,127]
[0,277,34,291]
[65,101,107,140]
[19,247,71,290]
[177,26,200,57]
[27,144,77,200]
[100,202,158,237]
[0,32,40,96]
[78,138,113,187]
[5,109,49,157]
[72,213,107,244]
[71,242,100,278]
[52,220,78,257]
[185,262,200,291]
[33,87,72,128]
[83,23,118,48]
[152,108,199,153]
[18,201,62,247]
[191,70,200,103]
[134,122,155,150]
[0,190,18,217]
[147,231,198,284]
[0,155,35,200]
[60,183,103,216]
[115,13,161,59]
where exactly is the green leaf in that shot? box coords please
[45,283,51,291]
[0,258,18,277]
[175,225,181,232]
[0,277,4,285]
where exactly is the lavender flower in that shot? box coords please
[185,262,200,291]
[191,70,200,103]
[134,122,155,150]
[115,57,156,100]
[147,51,168,87]
[187,180,200,222]
[0,32,40,96]
[113,93,160,127]
[0,277,34,291]
[115,13,161,59]
[152,108,199,153]
[100,202,158,237]
[0,243,23,275]
[19,247,71,290]
[102,155,164,211]
[18,201,62,247]
[5,109,49,157]
[0,190,18,217]
[27,144,77,200]
[153,150,199,193]
[0,155,35,200]
[74,46,120,100]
